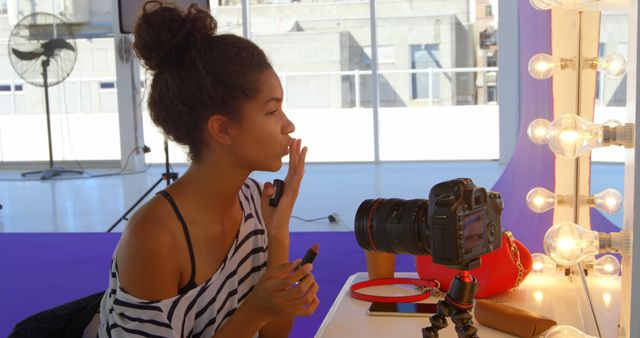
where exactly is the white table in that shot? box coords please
[315,272,621,338]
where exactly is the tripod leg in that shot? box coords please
[161,138,179,186]
[107,176,164,232]
[451,309,478,338]
[422,300,452,338]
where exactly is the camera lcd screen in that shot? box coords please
[462,209,485,254]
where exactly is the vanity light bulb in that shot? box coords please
[526,187,557,213]
[590,189,623,214]
[544,325,597,338]
[528,119,552,144]
[528,53,559,80]
[546,115,634,158]
[531,253,556,274]
[599,54,627,78]
[530,0,557,10]
[544,222,630,266]
[544,222,599,266]
[594,254,620,276]
[547,115,601,158]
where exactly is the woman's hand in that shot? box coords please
[260,138,308,237]
[243,259,320,325]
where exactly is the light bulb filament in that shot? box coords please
[535,61,553,72]
[559,130,579,143]
[534,126,547,138]
[557,238,577,252]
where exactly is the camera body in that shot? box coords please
[427,178,503,269]
[354,178,503,270]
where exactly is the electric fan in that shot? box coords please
[8,12,82,179]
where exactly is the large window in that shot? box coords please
[375,0,499,161]
[0,0,502,165]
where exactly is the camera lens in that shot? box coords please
[355,178,503,270]
[354,198,430,255]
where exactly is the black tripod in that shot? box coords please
[21,57,82,180]
[422,270,479,338]
[107,139,178,232]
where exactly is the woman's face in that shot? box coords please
[229,68,295,172]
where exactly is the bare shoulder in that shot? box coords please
[116,195,183,300]
[120,195,179,249]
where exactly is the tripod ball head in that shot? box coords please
[446,271,477,309]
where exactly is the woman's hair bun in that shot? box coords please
[133,1,217,71]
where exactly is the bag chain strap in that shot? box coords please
[415,231,525,302]
[492,230,525,303]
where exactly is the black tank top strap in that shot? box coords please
[156,190,198,294]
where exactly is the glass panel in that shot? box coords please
[244,0,375,162]
[0,37,121,162]
[376,0,499,161]
[590,10,627,227]
[596,14,627,108]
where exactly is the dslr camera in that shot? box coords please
[355,178,503,270]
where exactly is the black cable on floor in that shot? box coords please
[291,215,329,223]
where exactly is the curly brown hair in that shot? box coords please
[133,1,272,161]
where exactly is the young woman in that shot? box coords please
[96,2,319,337]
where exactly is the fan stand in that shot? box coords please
[21,58,83,180]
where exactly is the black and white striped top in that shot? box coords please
[98,178,268,338]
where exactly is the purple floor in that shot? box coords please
[0,232,414,338]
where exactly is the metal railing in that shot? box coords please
[1,66,625,115]
[277,66,499,108]
[0,76,119,115]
